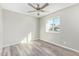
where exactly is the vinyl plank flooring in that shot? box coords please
[0,40,79,56]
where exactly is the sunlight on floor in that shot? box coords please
[21,32,32,44]
[21,37,27,44]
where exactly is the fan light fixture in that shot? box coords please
[27,3,49,16]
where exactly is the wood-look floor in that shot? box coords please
[0,40,79,56]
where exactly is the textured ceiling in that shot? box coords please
[1,3,77,17]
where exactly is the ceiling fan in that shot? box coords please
[27,3,49,16]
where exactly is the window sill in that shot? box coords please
[46,31,61,33]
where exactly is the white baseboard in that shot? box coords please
[42,40,79,53]
[2,41,21,48]
[2,38,39,48]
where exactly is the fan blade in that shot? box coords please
[40,10,45,12]
[28,3,36,9]
[40,3,49,9]
[27,10,37,13]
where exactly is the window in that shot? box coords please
[46,16,61,33]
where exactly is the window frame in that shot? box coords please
[46,16,61,33]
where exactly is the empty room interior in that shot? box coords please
[0,3,79,56]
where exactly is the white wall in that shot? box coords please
[2,9,39,46]
[0,5,3,47]
[40,4,79,51]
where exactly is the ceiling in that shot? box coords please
[1,3,77,18]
